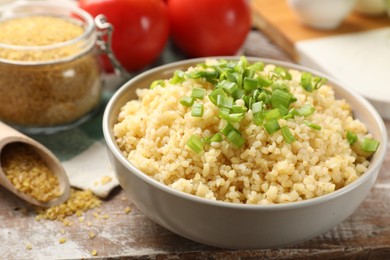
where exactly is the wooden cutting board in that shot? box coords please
[250,0,390,60]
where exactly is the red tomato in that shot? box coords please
[79,0,169,72]
[167,0,251,57]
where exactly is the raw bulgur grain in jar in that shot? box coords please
[0,3,102,133]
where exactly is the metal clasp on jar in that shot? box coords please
[95,14,130,79]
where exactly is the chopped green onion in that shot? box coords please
[281,126,296,144]
[313,76,327,89]
[218,107,231,120]
[244,78,258,92]
[304,122,321,130]
[150,80,165,89]
[191,103,204,117]
[231,88,245,100]
[186,135,204,153]
[273,66,292,80]
[221,123,237,136]
[257,74,273,87]
[219,80,238,95]
[361,138,379,153]
[296,104,315,117]
[210,133,223,143]
[186,70,204,79]
[226,129,245,148]
[227,113,245,123]
[170,70,185,84]
[253,112,263,126]
[191,88,206,99]
[301,72,313,92]
[264,119,280,135]
[217,95,234,109]
[346,131,358,145]
[248,61,264,71]
[251,101,263,114]
[264,108,281,121]
[208,88,227,105]
[179,97,194,107]
[244,68,255,79]
[271,88,293,109]
[278,105,289,117]
[232,105,247,114]
[271,80,290,92]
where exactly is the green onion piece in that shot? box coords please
[273,66,292,80]
[191,88,206,99]
[231,88,245,100]
[313,76,327,89]
[278,105,289,117]
[217,95,234,109]
[301,72,313,92]
[283,108,298,119]
[191,103,204,117]
[226,129,245,148]
[248,61,264,71]
[186,70,204,79]
[264,108,281,121]
[219,80,238,95]
[251,101,263,114]
[234,56,248,74]
[271,88,293,109]
[257,92,270,104]
[209,88,227,105]
[281,126,296,144]
[253,112,263,126]
[221,123,236,136]
[271,80,290,92]
[218,107,231,120]
[296,104,315,117]
[227,113,245,123]
[304,122,321,130]
[346,131,358,145]
[244,68,255,79]
[203,70,219,79]
[150,80,165,89]
[264,119,280,135]
[361,138,379,153]
[244,78,258,92]
[257,74,273,87]
[210,133,223,143]
[186,135,204,153]
[232,105,247,114]
[170,70,186,84]
[179,97,194,107]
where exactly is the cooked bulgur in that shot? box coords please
[114,58,375,205]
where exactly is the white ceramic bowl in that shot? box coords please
[103,57,387,249]
[287,0,357,30]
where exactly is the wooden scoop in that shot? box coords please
[0,122,70,207]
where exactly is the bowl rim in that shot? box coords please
[103,56,388,211]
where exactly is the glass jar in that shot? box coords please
[0,1,124,134]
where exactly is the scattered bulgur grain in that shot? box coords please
[87,221,92,227]
[78,217,85,223]
[91,249,97,256]
[1,143,61,202]
[58,237,67,244]
[35,189,101,221]
[102,214,109,220]
[60,229,65,234]
[124,207,131,214]
[25,243,32,250]
[100,176,112,185]
[88,231,96,239]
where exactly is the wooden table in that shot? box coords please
[1,31,390,259]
